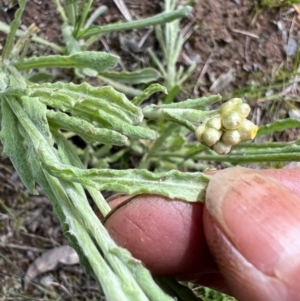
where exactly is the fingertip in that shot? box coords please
[203,167,300,300]
[104,194,213,278]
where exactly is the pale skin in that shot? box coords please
[104,167,300,301]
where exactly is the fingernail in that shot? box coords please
[205,167,300,277]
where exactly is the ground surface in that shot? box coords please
[0,0,299,300]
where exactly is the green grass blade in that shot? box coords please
[73,0,93,38]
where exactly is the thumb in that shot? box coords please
[203,167,300,301]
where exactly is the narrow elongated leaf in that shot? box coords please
[98,75,142,97]
[0,97,37,194]
[100,68,161,84]
[96,110,157,140]
[53,130,111,216]
[79,6,192,38]
[155,278,202,301]
[2,0,27,59]
[0,70,8,91]
[61,23,81,54]
[41,159,210,202]
[15,51,118,73]
[47,110,128,145]
[143,105,215,130]
[132,83,168,106]
[257,118,300,136]
[44,173,131,301]
[0,20,63,53]
[27,82,143,125]
[161,94,222,109]
[21,96,53,145]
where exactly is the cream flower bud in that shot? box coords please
[222,111,242,130]
[232,103,251,118]
[202,128,222,146]
[220,98,243,114]
[222,130,241,146]
[195,124,206,141]
[213,141,232,155]
[206,115,222,130]
[238,119,258,140]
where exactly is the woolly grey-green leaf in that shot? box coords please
[41,158,210,202]
[15,51,118,73]
[100,68,161,84]
[27,82,143,125]
[47,110,128,145]
[132,83,168,106]
[1,97,37,194]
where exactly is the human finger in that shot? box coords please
[204,167,300,300]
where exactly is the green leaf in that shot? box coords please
[15,51,118,73]
[0,20,64,53]
[161,94,222,109]
[155,278,202,301]
[95,110,157,140]
[143,105,215,131]
[257,118,300,136]
[100,68,161,84]
[61,23,81,54]
[1,97,37,194]
[20,96,53,145]
[27,82,143,125]
[53,130,111,216]
[132,83,168,106]
[28,72,54,83]
[2,0,27,59]
[41,159,210,202]
[97,75,142,97]
[0,70,9,92]
[73,0,93,38]
[79,6,193,38]
[47,110,128,145]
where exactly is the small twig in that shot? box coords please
[113,0,132,21]
[293,4,300,16]
[231,28,259,39]
[21,232,61,247]
[0,242,45,253]
[138,28,153,49]
[193,52,214,95]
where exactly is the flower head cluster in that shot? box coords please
[195,98,258,155]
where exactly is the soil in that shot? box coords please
[0,0,299,299]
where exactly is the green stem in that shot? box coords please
[52,0,68,23]
[45,173,131,301]
[158,145,300,163]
